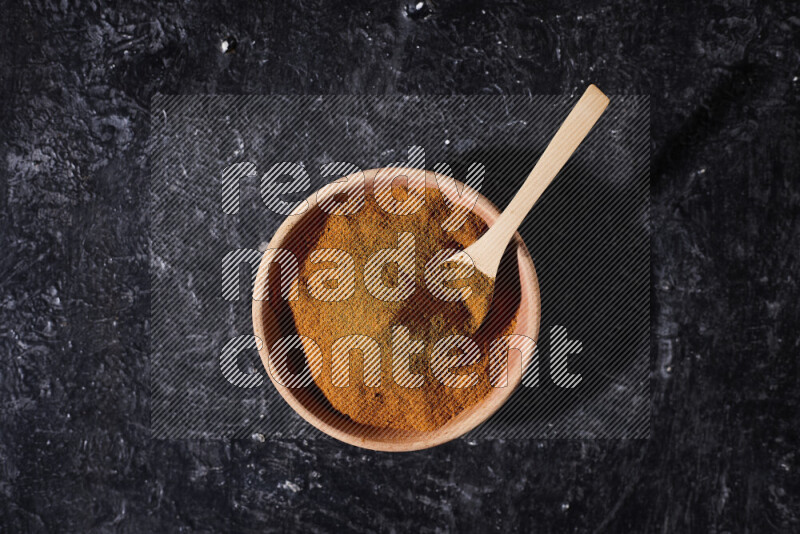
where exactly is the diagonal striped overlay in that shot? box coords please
[150,95,650,440]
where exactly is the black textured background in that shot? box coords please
[1,1,798,532]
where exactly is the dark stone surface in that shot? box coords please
[0,0,797,532]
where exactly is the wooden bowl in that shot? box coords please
[252,167,540,451]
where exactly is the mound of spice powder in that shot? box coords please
[287,186,518,432]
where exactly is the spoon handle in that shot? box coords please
[467,85,610,275]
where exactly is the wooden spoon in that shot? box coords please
[452,85,610,327]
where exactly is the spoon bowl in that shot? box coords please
[252,168,541,451]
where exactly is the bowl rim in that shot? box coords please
[252,166,541,451]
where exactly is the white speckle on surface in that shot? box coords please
[153,255,170,273]
[279,480,301,493]
[444,139,450,145]
[561,502,570,511]
[233,131,244,156]
[43,320,55,336]
[415,1,424,10]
